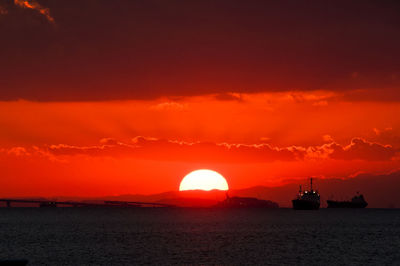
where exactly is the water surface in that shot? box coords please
[0,208,399,265]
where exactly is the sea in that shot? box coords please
[0,208,399,265]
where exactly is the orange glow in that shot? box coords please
[2,1,400,208]
[0,91,399,204]
[179,170,229,191]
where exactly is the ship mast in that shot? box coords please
[310,178,313,191]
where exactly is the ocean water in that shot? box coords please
[0,208,399,265]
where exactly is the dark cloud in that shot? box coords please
[330,138,398,161]
[372,128,400,149]
[214,93,244,102]
[45,136,303,163]
[2,136,397,163]
[0,0,400,101]
[313,138,398,161]
[343,88,400,102]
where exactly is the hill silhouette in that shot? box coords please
[5,171,399,208]
[93,171,400,208]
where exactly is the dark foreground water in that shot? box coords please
[0,208,399,265]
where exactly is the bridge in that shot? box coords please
[0,199,175,208]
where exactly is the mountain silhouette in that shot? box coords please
[4,171,399,208]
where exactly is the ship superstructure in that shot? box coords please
[292,178,320,210]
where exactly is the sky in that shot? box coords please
[0,0,400,202]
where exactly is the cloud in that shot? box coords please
[14,0,55,24]
[2,136,397,163]
[308,138,398,161]
[149,102,187,111]
[312,100,328,106]
[371,127,400,149]
[343,88,400,102]
[323,135,334,142]
[373,128,381,136]
[36,136,303,163]
[287,92,335,103]
[1,1,400,101]
[7,147,30,156]
[99,138,120,146]
[214,93,244,102]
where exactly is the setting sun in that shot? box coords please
[179,169,229,191]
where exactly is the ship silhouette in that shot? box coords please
[292,178,320,210]
[327,193,368,208]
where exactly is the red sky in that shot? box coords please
[0,0,400,203]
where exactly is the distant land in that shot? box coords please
[75,171,400,208]
[1,171,399,208]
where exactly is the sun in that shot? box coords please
[179,169,229,191]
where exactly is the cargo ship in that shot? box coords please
[292,178,320,210]
[327,193,368,208]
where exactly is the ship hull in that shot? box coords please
[292,199,320,210]
[327,200,367,208]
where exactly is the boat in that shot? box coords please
[292,178,320,210]
[327,193,368,208]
